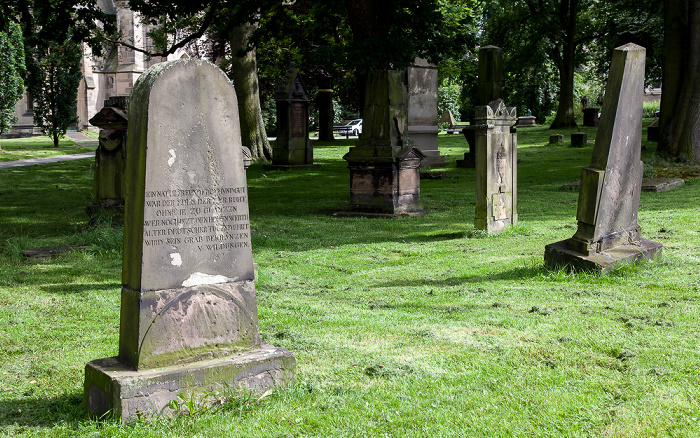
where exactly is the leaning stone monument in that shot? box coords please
[544,44,662,271]
[271,70,313,167]
[84,59,295,421]
[340,70,425,217]
[474,100,517,232]
[406,58,446,168]
[86,96,129,224]
[457,45,504,169]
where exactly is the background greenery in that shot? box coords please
[0,122,698,437]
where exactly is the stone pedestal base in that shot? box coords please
[408,127,446,168]
[456,153,475,168]
[84,345,295,422]
[544,238,662,272]
[583,107,599,127]
[264,164,317,170]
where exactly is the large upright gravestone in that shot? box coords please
[474,100,517,232]
[271,70,313,167]
[544,44,662,271]
[406,58,446,168]
[457,45,503,169]
[84,59,295,421]
[340,70,425,217]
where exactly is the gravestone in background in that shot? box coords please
[544,43,662,271]
[272,70,313,167]
[339,70,425,217]
[86,96,130,224]
[84,59,295,421]
[474,99,518,232]
[571,132,587,148]
[583,107,599,127]
[458,45,504,169]
[406,58,446,168]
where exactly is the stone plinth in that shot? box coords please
[550,134,564,144]
[456,126,476,168]
[516,116,536,127]
[571,132,587,148]
[271,70,313,167]
[583,108,599,127]
[407,60,445,168]
[474,100,517,232]
[84,59,295,422]
[340,70,425,217]
[545,43,662,272]
[647,118,659,142]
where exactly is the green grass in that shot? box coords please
[1,121,699,437]
[0,136,96,163]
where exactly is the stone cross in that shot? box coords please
[544,43,662,271]
[474,99,517,232]
[84,59,295,421]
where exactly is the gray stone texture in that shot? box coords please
[84,59,295,421]
[406,59,445,167]
[474,100,518,232]
[342,70,425,216]
[545,43,662,271]
[273,70,313,166]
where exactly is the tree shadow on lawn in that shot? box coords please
[0,391,87,429]
[39,283,121,294]
[372,264,550,288]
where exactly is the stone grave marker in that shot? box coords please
[271,69,313,167]
[544,44,662,271]
[474,99,517,232]
[549,134,564,144]
[406,58,446,168]
[84,59,295,421]
[458,46,504,169]
[86,96,129,223]
[583,107,599,127]
[439,109,457,126]
[339,70,425,217]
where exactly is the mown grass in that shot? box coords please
[1,121,699,437]
[0,137,96,163]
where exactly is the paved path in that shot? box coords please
[0,131,97,169]
[0,152,95,169]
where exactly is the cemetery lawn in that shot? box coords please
[0,137,96,163]
[1,121,699,437]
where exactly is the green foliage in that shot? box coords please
[0,22,25,136]
[25,39,82,147]
[437,83,461,121]
[643,100,661,118]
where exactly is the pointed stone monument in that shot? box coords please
[84,59,295,421]
[474,100,518,232]
[271,70,313,167]
[457,45,504,169]
[338,70,425,217]
[544,44,662,271]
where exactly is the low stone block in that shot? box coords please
[641,178,685,192]
[571,132,587,148]
[85,346,295,422]
[549,134,564,144]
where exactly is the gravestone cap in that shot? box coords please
[276,70,309,102]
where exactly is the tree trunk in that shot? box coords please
[658,0,700,162]
[549,0,579,130]
[316,74,335,142]
[229,22,272,161]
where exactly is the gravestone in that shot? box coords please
[439,109,457,126]
[549,134,564,144]
[583,107,599,127]
[647,118,659,142]
[571,132,587,148]
[86,96,129,223]
[272,70,313,167]
[544,43,662,272]
[474,99,517,232]
[581,95,590,109]
[457,46,504,169]
[84,59,295,421]
[516,116,536,127]
[406,58,446,167]
[339,70,425,217]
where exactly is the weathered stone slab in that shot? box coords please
[21,245,88,260]
[407,59,445,168]
[571,132,587,148]
[641,177,685,192]
[545,43,662,271]
[550,134,564,144]
[84,59,294,421]
[516,116,536,127]
[583,108,599,127]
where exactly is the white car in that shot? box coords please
[334,119,363,136]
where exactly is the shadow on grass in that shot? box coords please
[373,264,551,288]
[0,392,87,428]
[40,283,121,294]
